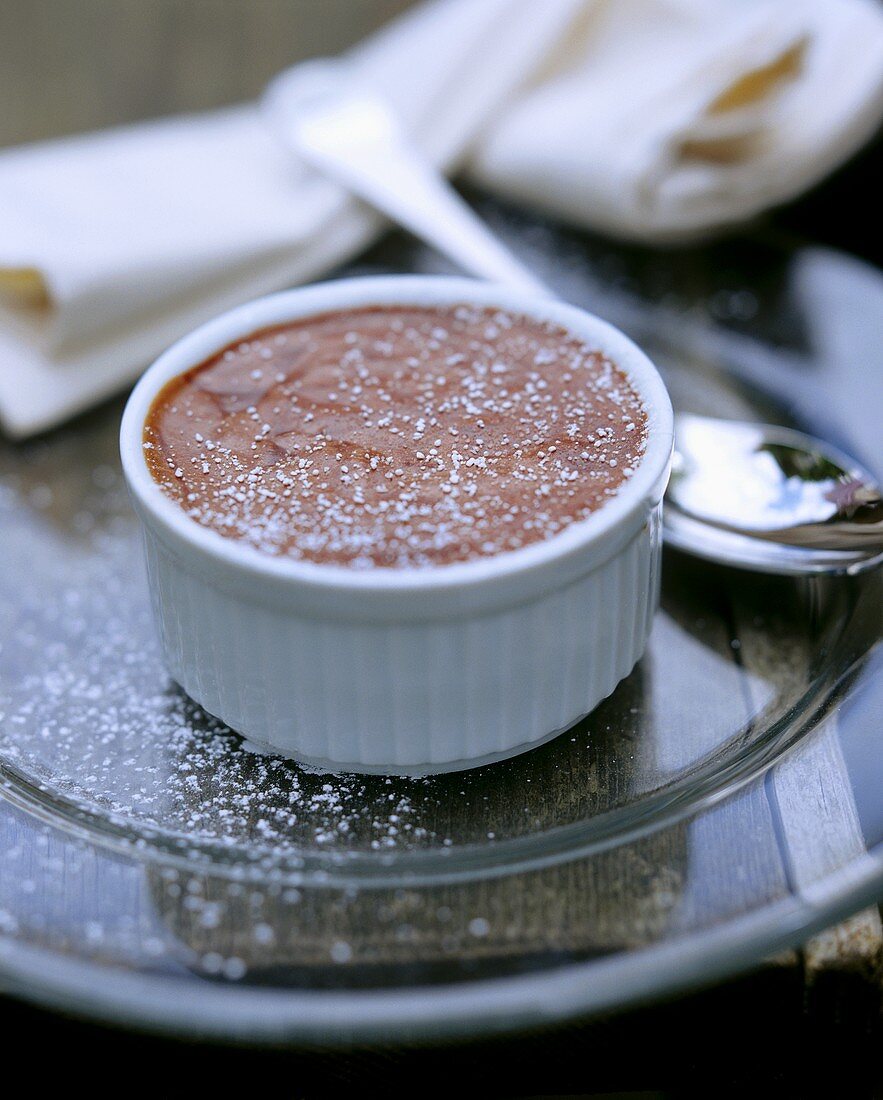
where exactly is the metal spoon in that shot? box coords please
[664,416,883,575]
[262,60,883,576]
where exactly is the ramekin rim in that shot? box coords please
[120,275,674,594]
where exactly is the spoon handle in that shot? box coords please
[326,141,551,297]
[283,100,550,297]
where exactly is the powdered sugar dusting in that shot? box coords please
[0,473,442,858]
[145,305,648,568]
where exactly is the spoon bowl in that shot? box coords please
[665,414,883,574]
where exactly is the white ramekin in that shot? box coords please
[120,276,673,774]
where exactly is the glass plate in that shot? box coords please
[1,200,881,1043]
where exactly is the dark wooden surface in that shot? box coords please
[1,2,882,1094]
[0,959,879,1097]
[0,0,415,146]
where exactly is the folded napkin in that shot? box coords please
[2,0,882,438]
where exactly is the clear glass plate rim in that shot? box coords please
[1,845,881,1044]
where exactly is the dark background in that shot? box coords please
[1,2,881,1094]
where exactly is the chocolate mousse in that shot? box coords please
[143,304,648,568]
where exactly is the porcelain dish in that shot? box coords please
[120,276,674,772]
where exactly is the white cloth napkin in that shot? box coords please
[2,0,882,438]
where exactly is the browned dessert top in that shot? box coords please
[143,304,648,568]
